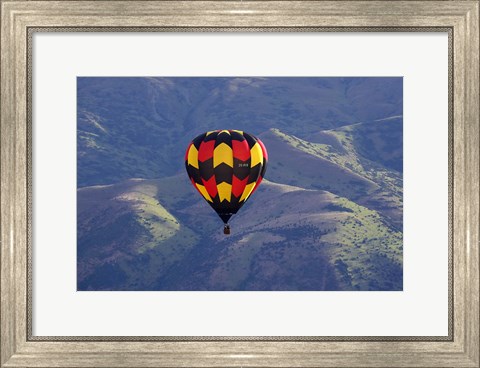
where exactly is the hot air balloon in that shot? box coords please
[185,130,268,234]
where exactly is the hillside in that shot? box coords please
[78,176,402,291]
[77,77,402,187]
[77,76,403,291]
[259,126,402,228]
[311,116,403,173]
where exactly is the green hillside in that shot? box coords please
[259,127,402,228]
[78,176,402,291]
[77,179,199,289]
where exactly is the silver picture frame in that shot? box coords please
[1,1,478,367]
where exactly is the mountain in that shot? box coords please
[76,76,403,291]
[260,122,403,228]
[77,77,402,187]
[258,128,379,199]
[77,176,402,291]
[310,116,403,173]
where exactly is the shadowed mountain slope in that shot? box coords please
[311,116,403,173]
[77,77,402,187]
[78,176,402,291]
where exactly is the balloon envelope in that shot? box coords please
[185,130,268,226]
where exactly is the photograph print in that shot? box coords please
[77,76,403,291]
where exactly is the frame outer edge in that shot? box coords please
[1,2,19,367]
[451,3,480,367]
[0,1,478,16]
[464,1,480,365]
[1,1,479,367]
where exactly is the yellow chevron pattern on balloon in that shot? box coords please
[239,182,256,202]
[213,143,233,168]
[195,183,213,202]
[217,182,232,202]
[219,130,231,135]
[187,144,199,169]
[250,142,263,168]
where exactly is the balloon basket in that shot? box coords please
[224,224,231,235]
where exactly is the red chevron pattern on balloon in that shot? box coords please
[185,130,268,234]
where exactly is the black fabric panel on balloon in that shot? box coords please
[214,133,233,186]
[214,130,232,148]
[204,131,218,142]
[243,132,257,149]
[210,194,235,216]
[210,194,220,207]
[215,199,237,214]
[232,158,251,180]
[208,199,232,224]
[214,163,233,185]
[186,165,203,185]
[208,195,221,210]
[259,159,267,179]
[230,130,245,142]
[192,132,206,150]
[246,163,262,185]
[198,157,215,181]
[229,195,241,214]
